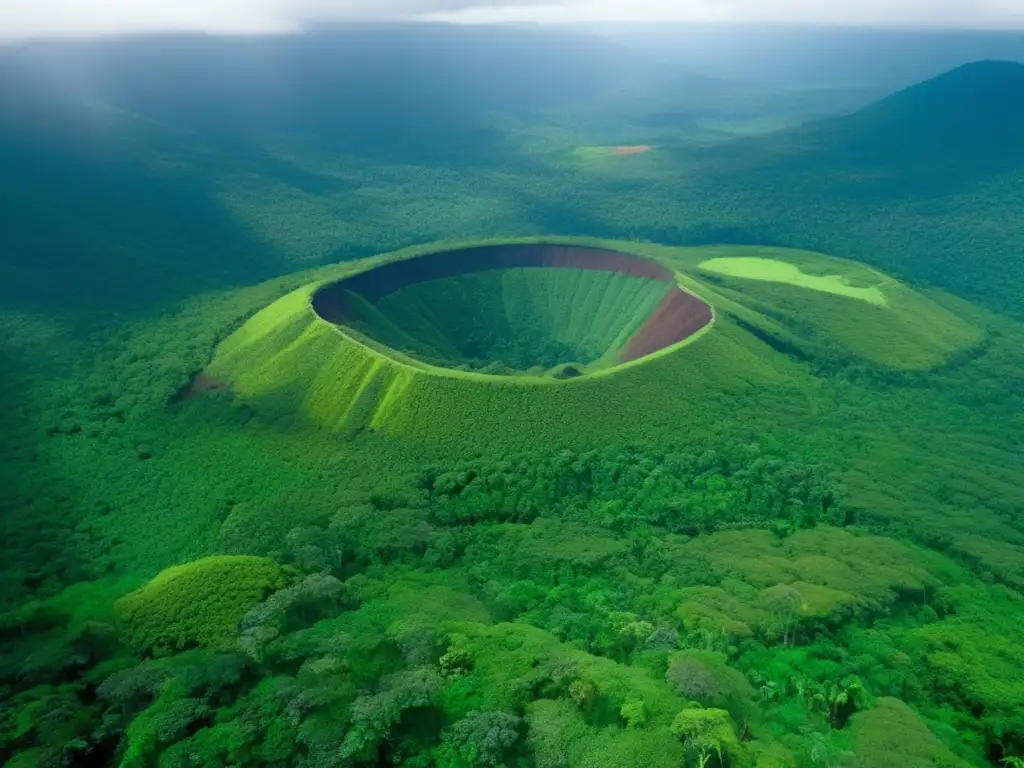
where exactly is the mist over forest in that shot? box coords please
[2,18,1024,768]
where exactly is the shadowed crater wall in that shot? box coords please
[312,244,712,375]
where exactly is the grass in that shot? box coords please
[698,256,890,306]
[685,247,984,370]
[206,237,982,448]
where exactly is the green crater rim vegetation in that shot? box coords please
[310,243,714,378]
[698,256,890,306]
[205,239,982,439]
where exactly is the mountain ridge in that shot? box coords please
[785,60,1024,167]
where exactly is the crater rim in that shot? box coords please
[310,243,715,380]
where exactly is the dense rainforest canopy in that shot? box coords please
[1,26,1024,768]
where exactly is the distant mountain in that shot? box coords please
[594,24,1024,89]
[691,61,1024,318]
[796,61,1024,169]
[710,60,1024,183]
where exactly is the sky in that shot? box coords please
[2,0,1023,40]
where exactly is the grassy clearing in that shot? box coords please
[698,256,889,306]
[688,249,984,370]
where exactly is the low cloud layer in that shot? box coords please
[2,0,1022,40]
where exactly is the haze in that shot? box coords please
[4,0,1024,756]
[2,0,1023,40]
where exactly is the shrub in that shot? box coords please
[114,556,286,654]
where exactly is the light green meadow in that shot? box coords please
[699,256,889,306]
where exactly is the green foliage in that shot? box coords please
[847,697,969,767]
[238,572,345,662]
[670,707,742,767]
[5,65,1024,768]
[341,667,444,761]
[666,651,754,722]
[349,267,671,373]
[115,556,287,654]
[893,584,1024,757]
[422,441,843,535]
[442,710,521,766]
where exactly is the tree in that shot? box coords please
[397,626,441,666]
[239,572,345,660]
[96,662,172,721]
[670,708,741,768]
[809,678,869,728]
[644,625,680,651]
[340,667,443,761]
[665,652,754,725]
[807,731,855,768]
[666,659,726,706]
[762,584,802,647]
[238,625,280,664]
[568,679,598,712]
[285,526,339,573]
[446,710,522,766]
[620,698,647,728]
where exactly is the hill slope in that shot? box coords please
[688,61,1024,317]
[795,60,1024,170]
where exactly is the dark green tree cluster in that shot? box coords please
[5,440,1017,767]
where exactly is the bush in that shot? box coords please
[114,556,286,654]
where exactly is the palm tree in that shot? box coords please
[809,678,867,727]
[793,678,808,703]
[1001,757,1024,768]
[827,683,850,726]
[808,730,856,768]
[759,682,779,703]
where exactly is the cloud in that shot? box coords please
[0,0,548,39]
[435,0,1024,26]
[1,0,1022,41]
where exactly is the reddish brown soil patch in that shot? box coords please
[623,289,713,362]
[312,244,712,370]
[611,145,653,155]
[179,374,229,401]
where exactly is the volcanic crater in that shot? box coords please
[311,244,713,377]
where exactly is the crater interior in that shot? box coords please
[312,244,713,376]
